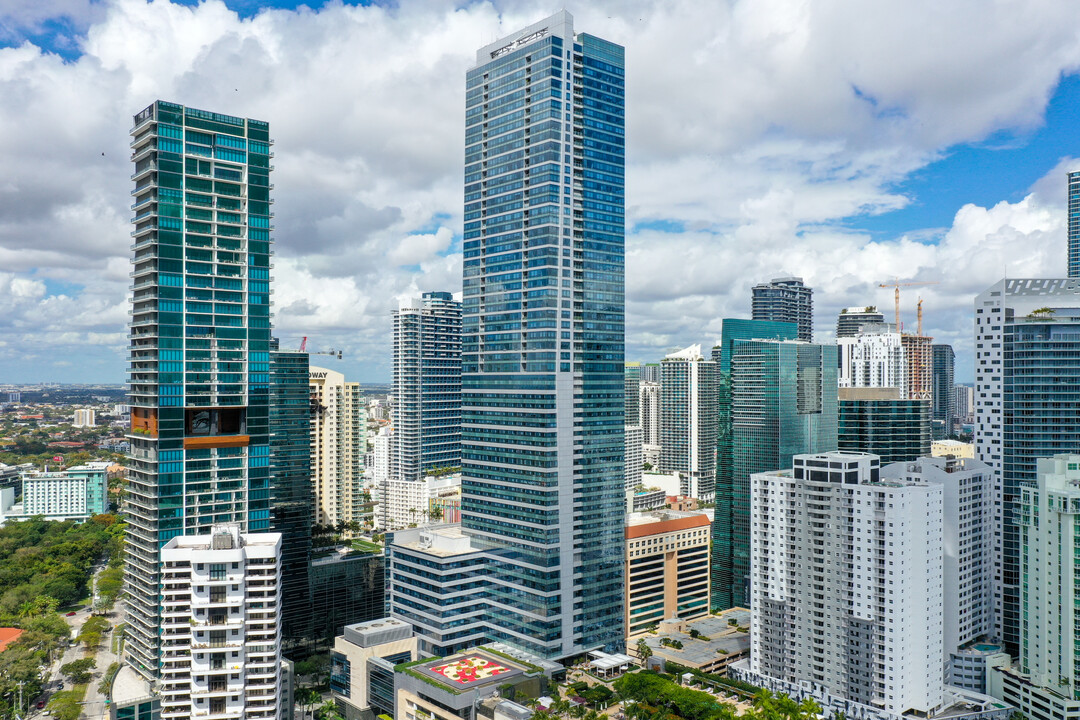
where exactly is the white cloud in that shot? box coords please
[0,0,1079,381]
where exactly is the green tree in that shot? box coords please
[636,638,652,663]
[47,691,83,720]
[316,700,345,720]
[61,658,97,684]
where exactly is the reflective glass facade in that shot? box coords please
[711,322,836,611]
[270,345,314,655]
[125,100,273,678]
[309,550,386,652]
[460,11,625,658]
[931,343,956,437]
[838,396,931,463]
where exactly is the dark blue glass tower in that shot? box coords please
[460,11,625,658]
[270,342,313,656]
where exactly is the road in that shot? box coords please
[29,561,123,720]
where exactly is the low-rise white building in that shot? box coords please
[0,461,109,524]
[159,525,283,720]
[383,474,461,530]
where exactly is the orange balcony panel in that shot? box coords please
[183,435,250,450]
[132,408,159,437]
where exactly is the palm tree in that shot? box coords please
[636,639,652,664]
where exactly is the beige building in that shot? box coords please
[625,510,711,635]
[331,617,419,720]
[931,439,974,458]
[310,366,368,528]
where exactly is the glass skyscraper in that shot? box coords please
[270,343,314,656]
[931,343,956,437]
[459,11,626,658]
[126,100,274,678]
[711,320,836,611]
[975,278,1080,656]
[838,389,931,463]
[751,277,814,341]
[391,291,462,481]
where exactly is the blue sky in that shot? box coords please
[0,0,1078,384]
[849,74,1080,241]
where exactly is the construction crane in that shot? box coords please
[295,336,343,359]
[878,279,939,332]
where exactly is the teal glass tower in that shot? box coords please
[126,101,274,678]
[711,320,836,611]
[460,11,626,658]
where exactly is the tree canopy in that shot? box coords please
[614,671,822,720]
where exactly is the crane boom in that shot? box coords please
[878,280,939,331]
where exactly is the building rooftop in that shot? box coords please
[164,524,281,551]
[636,610,751,668]
[392,524,484,558]
[626,510,710,538]
[408,649,527,690]
[0,627,23,652]
[342,617,413,648]
[111,665,155,704]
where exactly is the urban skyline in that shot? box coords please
[3,1,1080,384]
[6,5,1080,720]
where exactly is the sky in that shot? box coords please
[1,0,1079,384]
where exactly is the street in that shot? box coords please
[30,562,123,720]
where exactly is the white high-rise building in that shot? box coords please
[882,456,995,689]
[159,525,283,720]
[639,381,660,447]
[837,324,906,390]
[625,425,642,491]
[73,408,96,427]
[954,385,974,424]
[372,427,393,484]
[735,452,1010,720]
[309,366,367,527]
[659,345,717,501]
